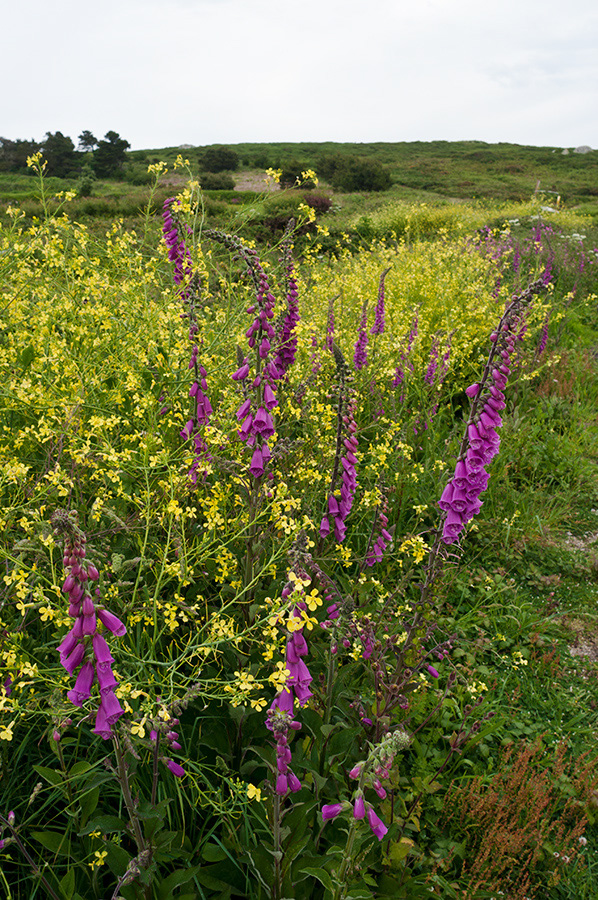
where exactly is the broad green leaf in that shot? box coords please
[31,831,72,857]
[59,868,75,900]
[32,765,64,787]
[300,866,335,893]
[158,865,202,898]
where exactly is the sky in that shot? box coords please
[3,0,597,151]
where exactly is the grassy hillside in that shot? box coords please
[2,141,597,233]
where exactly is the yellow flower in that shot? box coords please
[0,721,15,741]
[247,783,262,802]
[131,717,147,738]
[88,849,108,869]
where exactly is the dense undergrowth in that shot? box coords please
[1,159,598,899]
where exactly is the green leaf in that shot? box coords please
[32,765,64,787]
[104,841,132,878]
[202,842,227,862]
[31,831,72,857]
[300,866,335,893]
[158,865,202,898]
[20,344,35,370]
[78,815,126,835]
[59,868,76,900]
[79,787,99,826]
[69,761,92,777]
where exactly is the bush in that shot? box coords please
[200,171,236,190]
[202,145,239,172]
[301,191,333,215]
[319,153,392,192]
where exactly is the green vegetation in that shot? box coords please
[0,153,597,900]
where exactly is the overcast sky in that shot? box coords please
[3,0,597,151]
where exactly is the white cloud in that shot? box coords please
[1,0,597,148]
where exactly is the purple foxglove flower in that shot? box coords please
[92,704,112,741]
[180,419,194,441]
[293,680,313,705]
[58,628,79,659]
[67,661,95,707]
[427,664,440,678]
[62,574,76,593]
[263,383,277,410]
[319,516,331,537]
[236,398,252,421]
[232,362,250,381]
[322,803,344,821]
[276,773,288,795]
[465,383,480,398]
[239,414,254,440]
[166,759,185,777]
[249,447,264,478]
[92,634,114,670]
[367,806,388,840]
[62,642,86,675]
[287,771,301,793]
[438,482,454,511]
[289,630,308,656]
[82,612,97,636]
[97,609,127,636]
[353,795,366,819]
[96,664,118,695]
[100,690,124,725]
[253,407,275,437]
[373,781,387,799]
[334,519,347,542]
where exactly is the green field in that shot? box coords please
[0,151,597,899]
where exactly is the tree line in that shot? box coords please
[0,131,130,178]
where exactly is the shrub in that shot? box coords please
[199,171,236,190]
[202,145,239,172]
[319,153,392,192]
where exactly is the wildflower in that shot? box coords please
[370,267,391,335]
[366,805,388,840]
[166,759,185,778]
[322,803,344,820]
[439,279,546,544]
[353,300,369,370]
[353,794,366,819]
[52,510,125,738]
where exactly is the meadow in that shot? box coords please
[0,154,598,899]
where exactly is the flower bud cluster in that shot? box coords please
[322,729,411,841]
[208,231,285,481]
[266,704,302,796]
[370,267,391,336]
[272,235,300,376]
[150,717,185,778]
[439,282,545,544]
[162,199,193,296]
[163,199,213,483]
[365,497,392,567]
[320,392,358,543]
[52,510,126,741]
[392,314,418,396]
[353,300,369,370]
